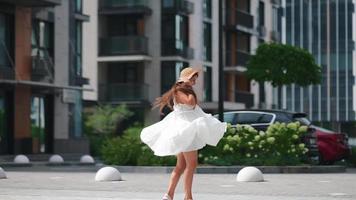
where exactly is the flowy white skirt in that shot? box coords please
[140,104,227,156]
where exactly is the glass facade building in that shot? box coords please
[276,0,355,131]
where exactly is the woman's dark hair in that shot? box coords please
[153,82,197,113]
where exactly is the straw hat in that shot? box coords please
[177,67,199,83]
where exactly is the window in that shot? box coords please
[203,0,212,19]
[161,14,189,56]
[259,1,265,26]
[0,13,14,68]
[31,96,46,153]
[74,20,82,77]
[223,113,236,124]
[32,20,54,59]
[237,0,250,13]
[203,66,212,101]
[236,113,273,124]
[203,22,212,61]
[75,0,82,13]
[161,61,189,93]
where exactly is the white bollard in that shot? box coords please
[49,154,64,163]
[14,155,30,164]
[0,167,6,179]
[80,155,95,163]
[95,166,122,182]
[236,166,264,182]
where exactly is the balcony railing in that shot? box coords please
[162,0,194,14]
[226,9,254,29]
[225,50,250,67]
[99,0,152,15]
[270,30,280,41]
[99,83,149,102]
[31,56,54,82]
[257,26,266,38]
[162,40,194,59]
[99,36,148,56]
[235,90,254,108]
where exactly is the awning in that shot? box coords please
[0,79,93,91]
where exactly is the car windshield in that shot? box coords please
[294,117,311,126]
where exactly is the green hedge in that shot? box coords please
[101,125,176,166]
[100,122,310,166]
[199,122,309,166]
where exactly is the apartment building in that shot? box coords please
[83,0,274,123]
[275,0,356,141]
[0,0,90,155]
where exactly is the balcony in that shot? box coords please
[31,56,54,82]
[271,0,281,5]
[0,67,15,80]
[226,50,250,67]
[226,9,254,30]
[257,26,266,38]
[162,40,194,59]
[99,83,149,102]
[162,0,194,15]
[99,0,152,15]
[75,76,90,86]
[99,36,148,56]
[235,90,254,108]
[0,0,61,7]
[270,30,281,41]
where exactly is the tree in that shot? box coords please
[85,104,133,137]
[246,43,322,87]
[245,43,322,107]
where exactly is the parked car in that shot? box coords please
[216,109,350,164]
[310,125,350,164]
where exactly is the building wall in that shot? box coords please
[54,0,70,140]
[278,0,356,125]
[83,0,98,101]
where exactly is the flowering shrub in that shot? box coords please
[199,122,310,166]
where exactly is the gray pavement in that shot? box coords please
[0,169,356,200]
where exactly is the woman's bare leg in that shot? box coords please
[182,151,198,200]
[167,153,186,199]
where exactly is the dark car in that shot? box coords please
[217,109,351,164]
[216,110,319,163]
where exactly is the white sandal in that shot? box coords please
[162,194,172,200]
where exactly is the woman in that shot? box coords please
[140,67,227,200]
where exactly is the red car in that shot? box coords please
[311,125,351,165]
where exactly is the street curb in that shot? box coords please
[0,162,346,173]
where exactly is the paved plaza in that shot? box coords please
[0,169,356,200]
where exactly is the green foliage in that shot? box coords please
[199,122,309,166]
[137,146,177,166]
[100,125,176,166]
[101,125,143,165]
[85,104,133,137]
[84,104,133,156]
[246,43,322,87]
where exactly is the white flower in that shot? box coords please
[267,137,275,144]
[254,135,261,141]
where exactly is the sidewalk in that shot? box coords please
[1,170,355,200]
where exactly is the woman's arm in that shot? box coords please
[175,91,196,106]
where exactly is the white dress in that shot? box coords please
[140,103,227,156]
